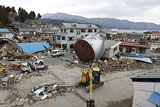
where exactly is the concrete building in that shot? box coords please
[40,32,55,42]
[103,40,121,59]
[55,23,99,49]
[120,42,151,55]
[143,31,160,40]
[19,28,37,39]
[0,28,14,40]
[131,70,160,107]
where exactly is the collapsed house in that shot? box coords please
[119,42,152,63]
[0,40,50,60]
[16,42,50,54]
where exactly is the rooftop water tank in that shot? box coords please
[75,34,106,62]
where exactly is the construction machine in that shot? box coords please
[76,63,104,107]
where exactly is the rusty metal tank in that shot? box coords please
[75,34,106,62]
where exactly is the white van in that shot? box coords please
[51,49,64,57]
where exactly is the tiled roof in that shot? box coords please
[120,42,150,49]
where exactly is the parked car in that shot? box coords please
[51,49,64,57]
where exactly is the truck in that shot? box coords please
[51,49,64,57]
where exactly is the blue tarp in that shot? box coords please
[148,92,160,106]
[16,42,50,54]
[0,28,10,33]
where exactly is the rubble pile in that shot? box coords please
[0,59,48,87]
[100,58,153,73]
[152,48,160,53]
[30,83,74,100]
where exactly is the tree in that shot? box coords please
[29,11,36,20]
[0,5,11,25]
[6,6,11,13]
[18,7,29,22]
[37,13,41,19]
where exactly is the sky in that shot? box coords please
[1,0,160,24]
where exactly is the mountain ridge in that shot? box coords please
[42,12,160,30]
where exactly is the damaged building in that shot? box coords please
[120,42,151,55]
[55,23,99,49]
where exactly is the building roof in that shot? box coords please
[106,40,121,49]
[131,69,160,82]
[19,28,37,32]
[61,23,99,29]
[16,42,50,54]
[144,31,160,34]
[0,28,10,33]
[120,42,151,49]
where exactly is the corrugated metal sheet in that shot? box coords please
[0,28,10,33]
[16,42,50,54]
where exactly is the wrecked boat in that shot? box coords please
[120,53,152,63]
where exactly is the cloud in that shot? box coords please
[1,0,160,24]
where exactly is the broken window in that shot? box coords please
[113,47,117,53]
[62,36,65,40]
[68,37,74,41]
[70,29,74,33]
[60,29,63,32]
[81,29,86,33]
[88,29,93,32]
[94,29,97,32]
[57,37,60,40]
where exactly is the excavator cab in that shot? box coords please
[81,66,100,85]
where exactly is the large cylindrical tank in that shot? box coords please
[75,34,106,62]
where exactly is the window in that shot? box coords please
[62,36,65,40]
[113,47,117,53]
[60,29,63,32]
[57,36,60,40]
[70,29,74,33]
[68,37,74,41]
[95,29,97,32]
[64,29,66,32]
[0,34,2,37]
[88,29,93,32]
[81,29,86,33]
[77,31,80,35]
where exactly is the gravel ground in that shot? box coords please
[0,52,160,107]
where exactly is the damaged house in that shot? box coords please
[103,40,121,59]
[119,42,152,63]
[0,28,14,40]
[55,23,99,49]
[120,42,151,55]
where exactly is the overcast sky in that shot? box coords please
[1,0,160,24]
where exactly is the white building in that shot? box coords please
[131,70,160,107]
[143,31,160,40]
[103,40,121,59]
[0,28,14,40]
[55,23,99,49]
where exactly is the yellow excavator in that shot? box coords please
[76,63,104,107]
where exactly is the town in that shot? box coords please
[0,4,160,107]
